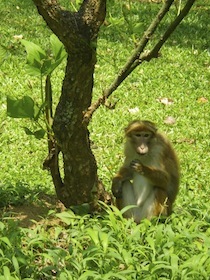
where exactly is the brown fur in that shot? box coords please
[112,120,179,223]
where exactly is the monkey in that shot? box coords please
[112,120,179,223]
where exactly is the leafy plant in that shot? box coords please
[6,34,67,139]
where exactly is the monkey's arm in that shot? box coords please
[112,166,133,198]
[131,160,170,190]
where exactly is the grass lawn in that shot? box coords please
[0,0,210,279]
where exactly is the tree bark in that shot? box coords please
[32,0,108,208]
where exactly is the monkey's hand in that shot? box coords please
[130,159,144,174]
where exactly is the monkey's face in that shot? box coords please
[131,130,153,155]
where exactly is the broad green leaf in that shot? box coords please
[21,39,46,65]
[26,56,63,76]
[0,221,5,231]
[21,39,48,76]
[0,248,4,257]
[170,254,179,275]
[0,266,18,280]
[23,127,34,136]
[59,272,73,280]
[46,59,64,74]
[0,237,12,247]
[34,129,45,139]
[56,210,76,225]
[41,58,54,76]
[22,37,66,76]
[23,128,45,139]
[121,204,137,215]
[12,255,20,276]
[25,64,42,76]
[99,232,109,253]
[34,102,46,121]
[103,272,129,280]
[78,271,98,280]
[7,96,34,119]
[146,236,155,253]
[50,34,67,61]
[3,266,11,280]
[87,229,99,246]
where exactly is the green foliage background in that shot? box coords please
[0,0,210,279]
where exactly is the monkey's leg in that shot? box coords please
[121,181,137,219]
[132,172,153,207]
[134,190,156,222]
[153,188,169,216]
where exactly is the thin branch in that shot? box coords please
[83,0,175,123]
[129,0,196,72]
[83,0,196,124]
[152,0,196,55]
[109,0,175,87]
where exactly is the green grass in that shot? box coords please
[0,0,210,279]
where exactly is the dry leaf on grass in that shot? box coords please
[164,116,176,125]
[197,97,208,103]
[128,107,140,114]
[156,97,174,105]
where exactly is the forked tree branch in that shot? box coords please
[32,0,106,51]
[83,0,196,124]
[79,0,106,34]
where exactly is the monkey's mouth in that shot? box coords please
[138,151,147,156]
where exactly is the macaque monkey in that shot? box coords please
[112,120,179,223]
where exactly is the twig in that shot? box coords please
[83,0,196,124]
[129,0,196,71]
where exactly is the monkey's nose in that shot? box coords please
[138,147,147,155]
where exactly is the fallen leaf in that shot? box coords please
[176,138,195,144]
[164,116,176,125]
[13,34,23,40]
[197,97,208,103]
[128,107,140,114]
[156,97,174,105]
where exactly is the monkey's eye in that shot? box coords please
[135,133,142,137]
[144,133,150,138]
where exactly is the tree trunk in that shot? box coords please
[52,56,98,207]
[32,0,109,208]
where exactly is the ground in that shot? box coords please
[1,195,65,228]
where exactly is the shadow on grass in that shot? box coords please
[102,1,210,51]
[0,182,65,227]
